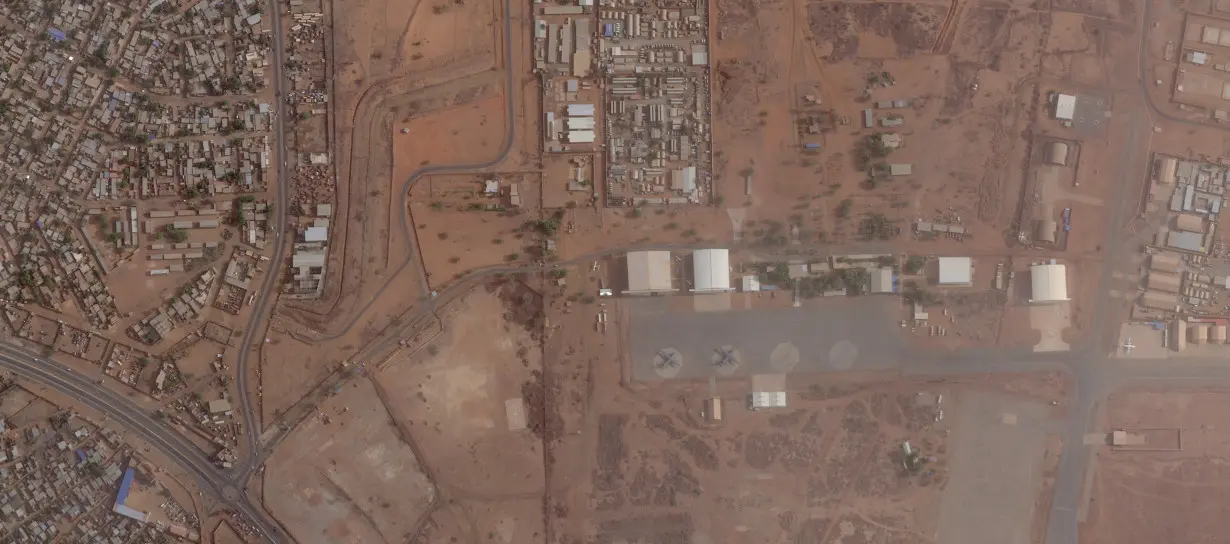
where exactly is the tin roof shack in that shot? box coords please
[889,163,912,176]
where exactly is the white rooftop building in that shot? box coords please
[937,257,972,286]
[691,249,733,293]
[749,391,787,410]
[1030,262,1069,303]
[303,226,328,243]
[625,250,673,294]
[1054,93,1076,120]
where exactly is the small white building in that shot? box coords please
[1030,262,1069,303]
[1054,93,1076,120]
[741,275,760,292]
[625,251,674,294]
[937,257,972,286]
[691,249,733,293]
[749,391,787,410]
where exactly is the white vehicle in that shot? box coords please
[1121,337,1135,354]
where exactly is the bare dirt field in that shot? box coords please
[1083,388,1230,544]
[280,0,523,341]
[711,0,1044,250]
[377,283,547,542]
[407,172,541,284]
[265,377,434,544]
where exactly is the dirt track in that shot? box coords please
[280,0,505,333]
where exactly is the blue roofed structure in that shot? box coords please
[47,28,65,41]
[112,468,149,522]
[115,468,134,503]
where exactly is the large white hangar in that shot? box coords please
[691,249,733,293]
[1030,262,1069,303]
[625,250,675,294]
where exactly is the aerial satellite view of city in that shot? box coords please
[1,0,1230,542]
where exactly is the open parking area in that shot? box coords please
[627,296,905,381]
[938,391,1053,544]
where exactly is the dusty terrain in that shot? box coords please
[379,283,547,543]
[279,0,531,338]
[265,376,435,544]
[1083,388,1230,544]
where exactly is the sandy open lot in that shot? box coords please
[1083,388,1230,544]
[376,284,546,542]
[265,377,434,544]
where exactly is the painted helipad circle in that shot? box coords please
[769,342,800,372]
[828,340,858,370]
[653,348,683,379]
[711,345,742,376]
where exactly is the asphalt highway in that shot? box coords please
[0,342,282,540]
[231,0,294,482]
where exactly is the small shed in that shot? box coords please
[749,392,787,410]
[889,163,913,176]
[1048,142,1069,166]
[1037,219,1058,243]
[1174,213,1205,233]
[741,275,760,292]
[703,398,723,422]
[208,399,232,414]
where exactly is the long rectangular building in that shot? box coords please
[1147,272,1182,293]
[1140,290,1179,311]
[1150,252,1183,274]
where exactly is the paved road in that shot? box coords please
[284,0,520,345]
[232,0,294,483]
[0,342,282,539]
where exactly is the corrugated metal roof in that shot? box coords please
[626,250,672,293]
[1167,230,1204,252]
[1146,272,1182,293]
[692,249,732,293]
